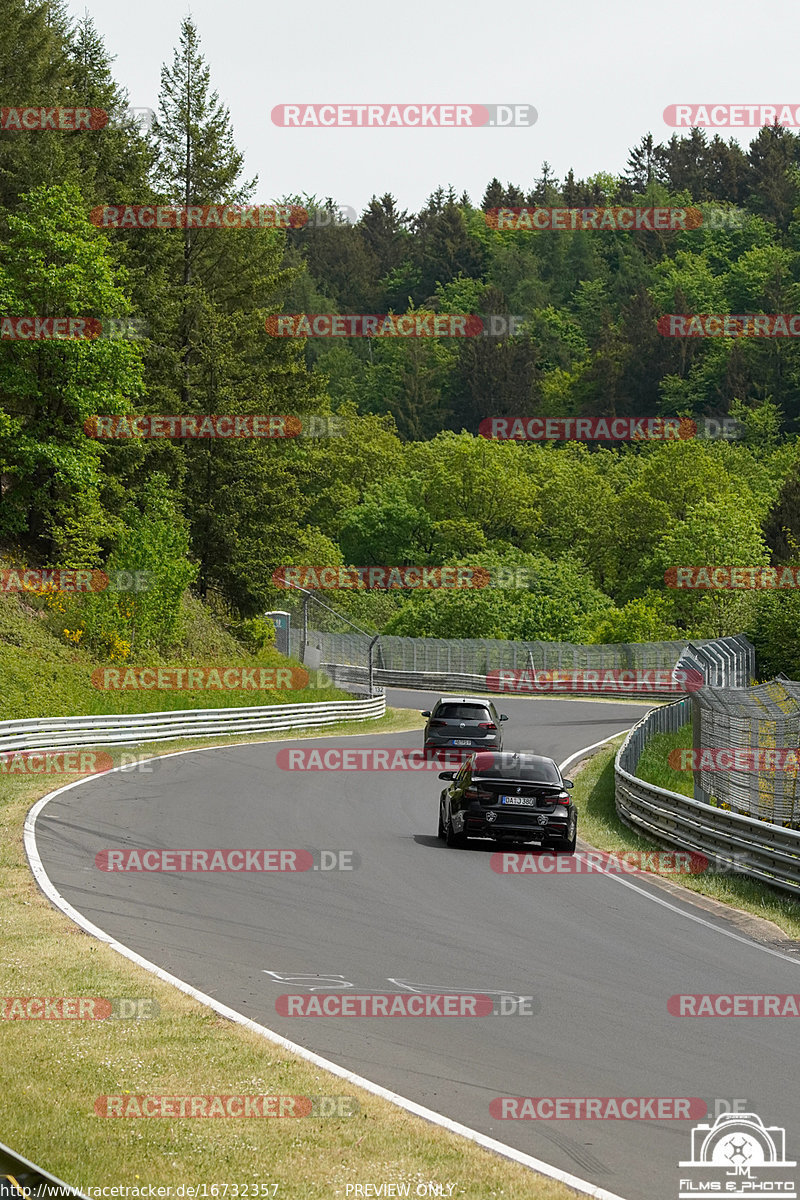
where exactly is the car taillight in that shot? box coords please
[465,787,494,802]
[557,792,571,804]
[478,722,497,730]
[429,719,447,727]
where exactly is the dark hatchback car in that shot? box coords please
[437,750,577,853]
[421,696,508,755]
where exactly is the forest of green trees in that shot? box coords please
[5,0,800,680]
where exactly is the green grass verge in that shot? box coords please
[1,708,578,1200]
[634,725,693,797]
[574,737,800,939]
[0,591,349,720]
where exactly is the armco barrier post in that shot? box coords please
[368,634,380,697]
[301,592,309,663]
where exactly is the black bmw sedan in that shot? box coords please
[437,750,577,853]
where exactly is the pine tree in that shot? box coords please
[0,0,74,208]
[662,128,709,198]
[746,125,798,228]
[705,135,749,203]
[413,195,487,302]
[66,13,153,205]
[144,17,320,612]
[622,134,665,195]
[360,194,410,280]
[481,179,505,210]
[764,464,800,563]
[531,161,560,205]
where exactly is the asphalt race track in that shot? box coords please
[32,689,800,1200]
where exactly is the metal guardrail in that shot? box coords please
[300,632,754,697]
[0,695,386,754]
[322,663,684,698]
[319,634,754,697]
[615,700,800,897]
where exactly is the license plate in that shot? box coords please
[452,739,472,746]
[500,795,536,807]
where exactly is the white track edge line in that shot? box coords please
[22,720,797,1198]
[557,742,800,969]
[25,720,797,1194]
[23,735,632,1200]
[25,782,626,1200]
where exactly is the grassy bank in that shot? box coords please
[0,591,346,720]
[633,724,693,797]
[1,709,579,1200]
[573,736,800,939]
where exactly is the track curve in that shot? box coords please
[31,691,800,1200]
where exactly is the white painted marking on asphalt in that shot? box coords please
[22,719,797,1200]
[24,740,629,1200]
[557,743,800,969]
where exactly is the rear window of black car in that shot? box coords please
[476,758,561,783]
[435,704,492,721]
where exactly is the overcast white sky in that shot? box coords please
[77,0,800,214]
